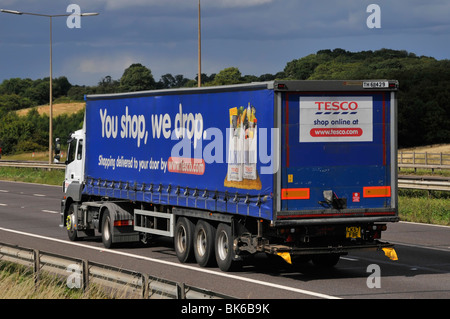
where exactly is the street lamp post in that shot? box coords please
[198,0,201,87]
[1,9,99,164]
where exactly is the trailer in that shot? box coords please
[59,80,399,271]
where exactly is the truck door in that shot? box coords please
[65,136,84,190]
[279,90,396,220]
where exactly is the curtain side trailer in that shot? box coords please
[60,80,399,271]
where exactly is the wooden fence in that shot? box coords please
[398,152,450,172]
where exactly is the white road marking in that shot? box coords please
[0,190,9,193]
[42,210,59,214]
[341,256,359,261]
[33,194,46,197]
[0,203,7,206]
[0,226,339,299]
[399,221,450,229]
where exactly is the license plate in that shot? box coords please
[346,226,361,239]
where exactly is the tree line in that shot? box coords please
[0,48,449,154]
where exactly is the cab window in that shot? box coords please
[66,138,77,164]
[77,139,83,160]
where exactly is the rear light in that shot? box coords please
[276,83,287,90]
[389,82,398,89]
[114,220,133,227]
[366,224,387,239]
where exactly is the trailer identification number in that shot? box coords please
[363,81,388,88]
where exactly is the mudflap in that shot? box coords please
[265,240,397,263]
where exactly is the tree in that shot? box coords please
[284,54,319,79]
[24,79,50,105]
[159,74,189,89]
[258,73,276,81]
[96,75,120,94]
[0,94,34,112]
[212,67,242,85]
[0,78,33,96]
[119,63,156,92]
[53,76,72,97]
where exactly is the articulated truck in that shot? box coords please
[59,80,399,271]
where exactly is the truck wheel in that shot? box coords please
[194,220,216,267]
[66,204,80,241]
[215,223,240,272]
[174,217,195,263]
[101,209,114,248]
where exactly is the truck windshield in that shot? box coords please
[67,138,77,164]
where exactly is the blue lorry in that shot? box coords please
[59,80,399,271]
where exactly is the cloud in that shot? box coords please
[76,0,276,11]
[59,54,143,85]
[81,54,146,76]
[208,0,275,8]
[1,0,448,87]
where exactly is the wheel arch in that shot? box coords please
[98,202,134,234]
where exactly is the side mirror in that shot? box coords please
[54,138,61,163]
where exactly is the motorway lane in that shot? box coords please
[0,181,62,236]
[0,180,449,299]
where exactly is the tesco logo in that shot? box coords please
[315,101,358,111]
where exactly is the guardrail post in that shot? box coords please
[33,249,40,287]
[141,273,149,299]
[82,259,89,293]
[176,282,186,299]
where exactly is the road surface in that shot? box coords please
[0,180,449,299]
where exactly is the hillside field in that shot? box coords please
[16,102,85,117]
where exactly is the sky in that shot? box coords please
[0,0,449,86]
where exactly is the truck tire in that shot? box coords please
[194,220,216,267]
[66,204,80,241]
[101,209,114,248]
[174,217,195,263]
[215,223,240,272]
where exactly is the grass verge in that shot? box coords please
[0,261,112,299]
[398,189,450,226]
[0,167,64,186]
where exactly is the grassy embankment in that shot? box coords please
[397,144,450,226]
[0,261,125,299]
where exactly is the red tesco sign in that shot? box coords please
[315,101,358,111]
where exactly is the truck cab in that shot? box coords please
[59,129,86,230]
[64,129,85,191]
